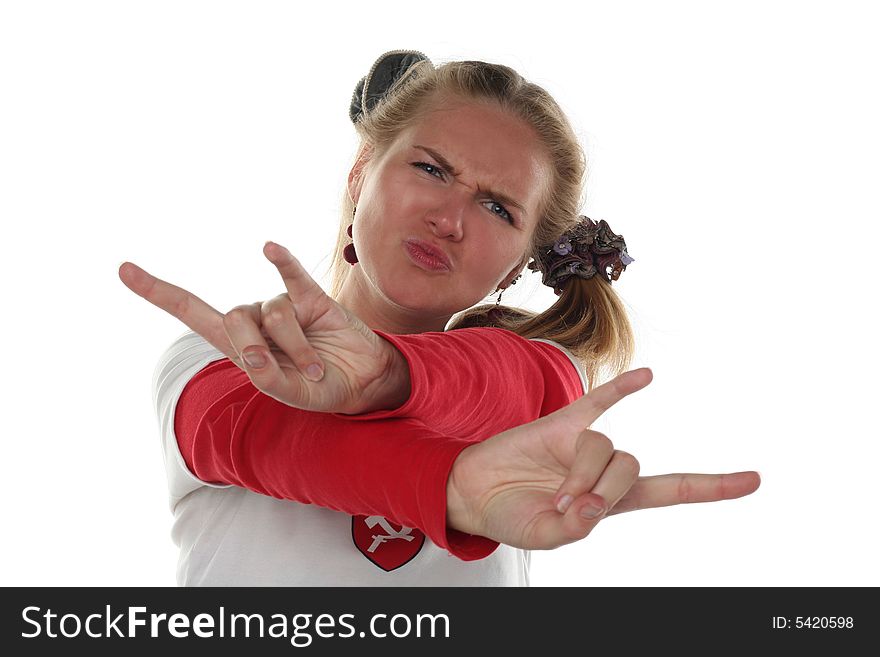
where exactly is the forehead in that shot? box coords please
[394,100,550,217]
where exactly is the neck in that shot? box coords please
[335,267,451,335]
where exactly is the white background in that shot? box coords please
[1,0,877,587]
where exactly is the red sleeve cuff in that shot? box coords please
[416,437,499,561]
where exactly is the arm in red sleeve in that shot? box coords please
[174,358,497,560]
[170,328,584,561]
[336,327,585,437]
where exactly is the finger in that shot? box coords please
[540,452,637,546]
[223,301,316,399]
[544,368,654,435]
[223,302,276,368]
[553,430,615,514]
[263,242,329,326]
[118,261,235,360]
[587,450,642,515]
[523,490,608,549]
[261,293,325,381]
[607,471,762,516]
[554,491,608,544]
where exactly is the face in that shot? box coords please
[346,98,552,327]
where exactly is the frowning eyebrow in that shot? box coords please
[412,144,527,215]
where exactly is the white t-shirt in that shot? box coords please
[153,330,588,586]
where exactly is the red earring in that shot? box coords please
[343,206,358,265]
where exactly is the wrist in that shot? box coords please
[446,446,479,535]
[382,345,411,410]
[369,343,410,412]
[341,340,411,415]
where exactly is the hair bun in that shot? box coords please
[349,49,432,124]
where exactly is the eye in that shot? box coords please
[412,161,446,179]
[483,201,514,224]
[412,161,515,225]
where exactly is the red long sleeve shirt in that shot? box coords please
[173,327,585,560]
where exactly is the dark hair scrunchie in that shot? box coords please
[528,216,634,294]
[349,49,432,124]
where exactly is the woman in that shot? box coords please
[120,51,759,585]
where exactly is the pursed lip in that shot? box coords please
[403,238,453,271]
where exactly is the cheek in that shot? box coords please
[359,174,416,231]
[479,235,526,277]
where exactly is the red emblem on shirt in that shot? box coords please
[352,515,425,571]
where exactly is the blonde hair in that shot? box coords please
[326,58,634,389]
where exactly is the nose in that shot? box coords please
[426,185,467,241]
[427,214,463,241]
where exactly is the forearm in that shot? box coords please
[174,361,495,559]
[339,327,584,437]
[170,327,584,557]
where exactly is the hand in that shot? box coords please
[118,241,410,415]
[446,368,761,549]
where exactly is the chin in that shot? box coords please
[378,276,458,314]
[382,278,439,308]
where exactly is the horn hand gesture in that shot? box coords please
[119,241,409,415]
